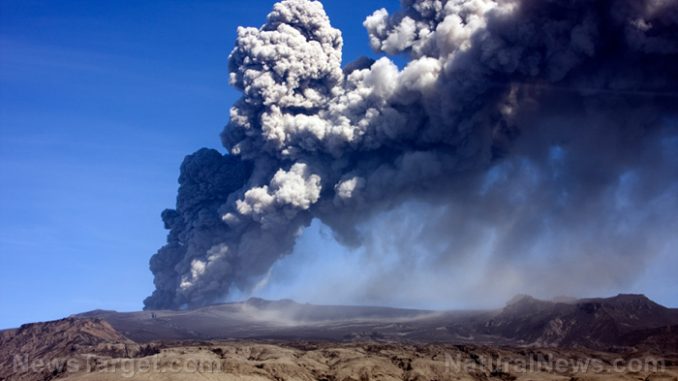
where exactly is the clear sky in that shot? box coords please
[1,0,676,329]
[0,0,401,328]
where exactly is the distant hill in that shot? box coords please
[480,294,678,350]
[62,294,678,352]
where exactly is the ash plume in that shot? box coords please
[144,0,678,309]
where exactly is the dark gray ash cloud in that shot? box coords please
[144,0,678,310]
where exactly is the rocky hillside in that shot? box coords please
[480,294,678,350]
[0,318,143,381]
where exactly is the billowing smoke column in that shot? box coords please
[144,0,678,309]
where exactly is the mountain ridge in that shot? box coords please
[3,294,677,381]
[61,293,678,351]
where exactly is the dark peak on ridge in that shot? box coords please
[504,293,664,310]
[582,293,653,304]
[506,294,538,306]
[244,297,298,308]
[503,294,558,314]
[575,294,669,318]
[74,309,118,317]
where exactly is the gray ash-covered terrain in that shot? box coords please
[71,294,678,351]
[2,294,677,381]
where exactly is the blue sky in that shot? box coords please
[1,0,676,329]
[0,0,401,328]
